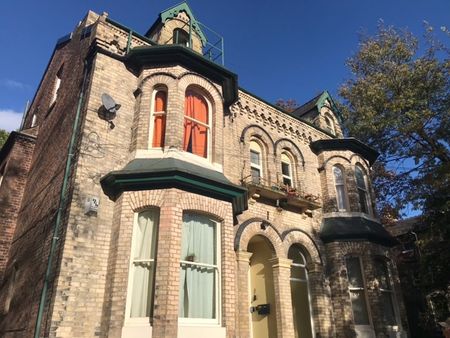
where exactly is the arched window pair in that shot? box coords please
[150,89,210,159]
[248,141,295,188]
[332,165,371,214]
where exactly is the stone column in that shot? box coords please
[236,251,253,338]
[270,257,295,338]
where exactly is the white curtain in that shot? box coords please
[179,213,216,319]
[130,210,158,317]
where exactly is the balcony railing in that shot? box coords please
[240,177,321,212]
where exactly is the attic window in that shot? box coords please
[173,28,189,47]
[324,114,335,135]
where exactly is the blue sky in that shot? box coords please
[0,0,448,131]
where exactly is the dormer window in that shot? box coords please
[355,165,371,214]
[324,113,335,135]
[183,90,210,158]
[173,28,190,47]
[151,89,167,148]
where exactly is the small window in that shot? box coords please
[151,89,167,148]
[333,166,348,211]
[183,90,210,158]
[355,165,371,214]
[31,114,37,128]
[179,212,220,323]
[324,113,335,135]
[51,65,63,106]
[346,257,371,326]
[249,141,263,184]
[281,153,294,187]
[125,210,159,321]
[173,28,190,47]
[375,259,396,325]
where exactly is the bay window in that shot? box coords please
[179,212,220,323]
[346,256,371,326]
[126,209,159,321]
[184,90,210,158]
[333,165,348,211]
[355,165,371,214]
[375,259,396,325]
[151,89,167,148]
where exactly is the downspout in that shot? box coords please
[33,57,91,338]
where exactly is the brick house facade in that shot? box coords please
[0,3,409,338]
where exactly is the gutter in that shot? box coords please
[33,56,92,338]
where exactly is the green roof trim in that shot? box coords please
[310,138,379,165]
[126,45,238,108]
[159,2,207,44]
[100,158,248,216]
[320,216,398,247]
[316,91,344,124]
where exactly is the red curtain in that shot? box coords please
[152,91,167,147]
[184,91,208,158]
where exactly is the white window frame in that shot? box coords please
[148,88,167,149]
[355,165,372,215]
[249,141,263,184]
[124,210,159,326]
[333,165,349,211]
[289,247,316,338]
[184,90,212,160]
[345,256,374,330]
[178,213,221,326]
[51,66,63,106]
[375,259,400,328]
[281,152,294,187]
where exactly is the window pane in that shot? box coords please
[358,189,368,214]
[291,279,313,338]
[333,166,344,184]
[130,262,154,317]
[251,168,261,184]
[179,213,217,319]
[288,246,306,265]
[250,150,260,165]
[375,260,390,290]
[283,177,292,186]
[350,290,370,325]
[355,166,366,189]
[134,211,158,260]
[346,257,364,288]
[291,266,307,280]
[336,185,347,210]
[381,292,396,325]
[282,162,290,176]
[179,265,216,318]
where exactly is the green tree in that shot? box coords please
[0,129,9,149]
[339,23,449,331]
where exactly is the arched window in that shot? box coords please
[126,209,159,321]
[355,165,371,214]
[183,90,210,158]
[151,89,167,148]
[179,212,220,323]
[324,113,335,135]
[249,140,263,184]
[333,165,348,211]
[173,28,190,47]
[281,152,294,187]
[288,245,314,338]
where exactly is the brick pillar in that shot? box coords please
[236,250,253,338]
[152,195,182,338]
[270,257,295,338]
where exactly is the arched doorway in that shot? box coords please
[248,235,277,338]
[288,245,314,338]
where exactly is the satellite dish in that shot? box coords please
[101,93,121,115]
